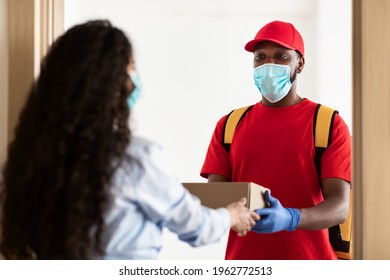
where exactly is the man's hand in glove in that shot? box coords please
[252,190,301,233]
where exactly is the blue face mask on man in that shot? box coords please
[253,58,299,103]
[128,71,141,109]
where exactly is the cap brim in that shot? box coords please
[244,38,296,53]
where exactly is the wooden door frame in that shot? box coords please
[352,0,390,260]
[352,0,363,260]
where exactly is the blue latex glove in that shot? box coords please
[252,190,301,233]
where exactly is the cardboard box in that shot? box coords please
[182,182,268,211]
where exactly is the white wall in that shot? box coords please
[0,0,8,164]
[64,0,352,260]
[317,0,352,129]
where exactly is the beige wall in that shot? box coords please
[0,0,8,163]
[8,0,36,144]
[353,0,390,259]
[7,0,64,145]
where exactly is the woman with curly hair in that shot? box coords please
[0,20,258,260]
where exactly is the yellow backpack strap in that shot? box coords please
[223,105,254,152]
[314,104,338,148]
[314,104,338,179]
[314,104,353,260]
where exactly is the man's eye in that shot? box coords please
[255,54,264,60]
[276,54,288,59]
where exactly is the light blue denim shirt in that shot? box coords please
[91,136,230,260]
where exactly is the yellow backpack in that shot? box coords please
[223,103,352,260]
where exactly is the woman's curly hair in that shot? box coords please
[0,20,132,259]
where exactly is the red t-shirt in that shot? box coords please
[201,99,352,260]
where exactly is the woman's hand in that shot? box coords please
[227,197,260,236]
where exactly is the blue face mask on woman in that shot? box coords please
[128,71,141,109]
[253,58,299,103]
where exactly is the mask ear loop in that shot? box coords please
[289,57,301,84]
[290,57,301,68]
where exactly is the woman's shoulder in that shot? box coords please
[127,136,162,156]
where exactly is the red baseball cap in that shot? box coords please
[244,20,304,56]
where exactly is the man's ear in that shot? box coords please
[297,57,305,73]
